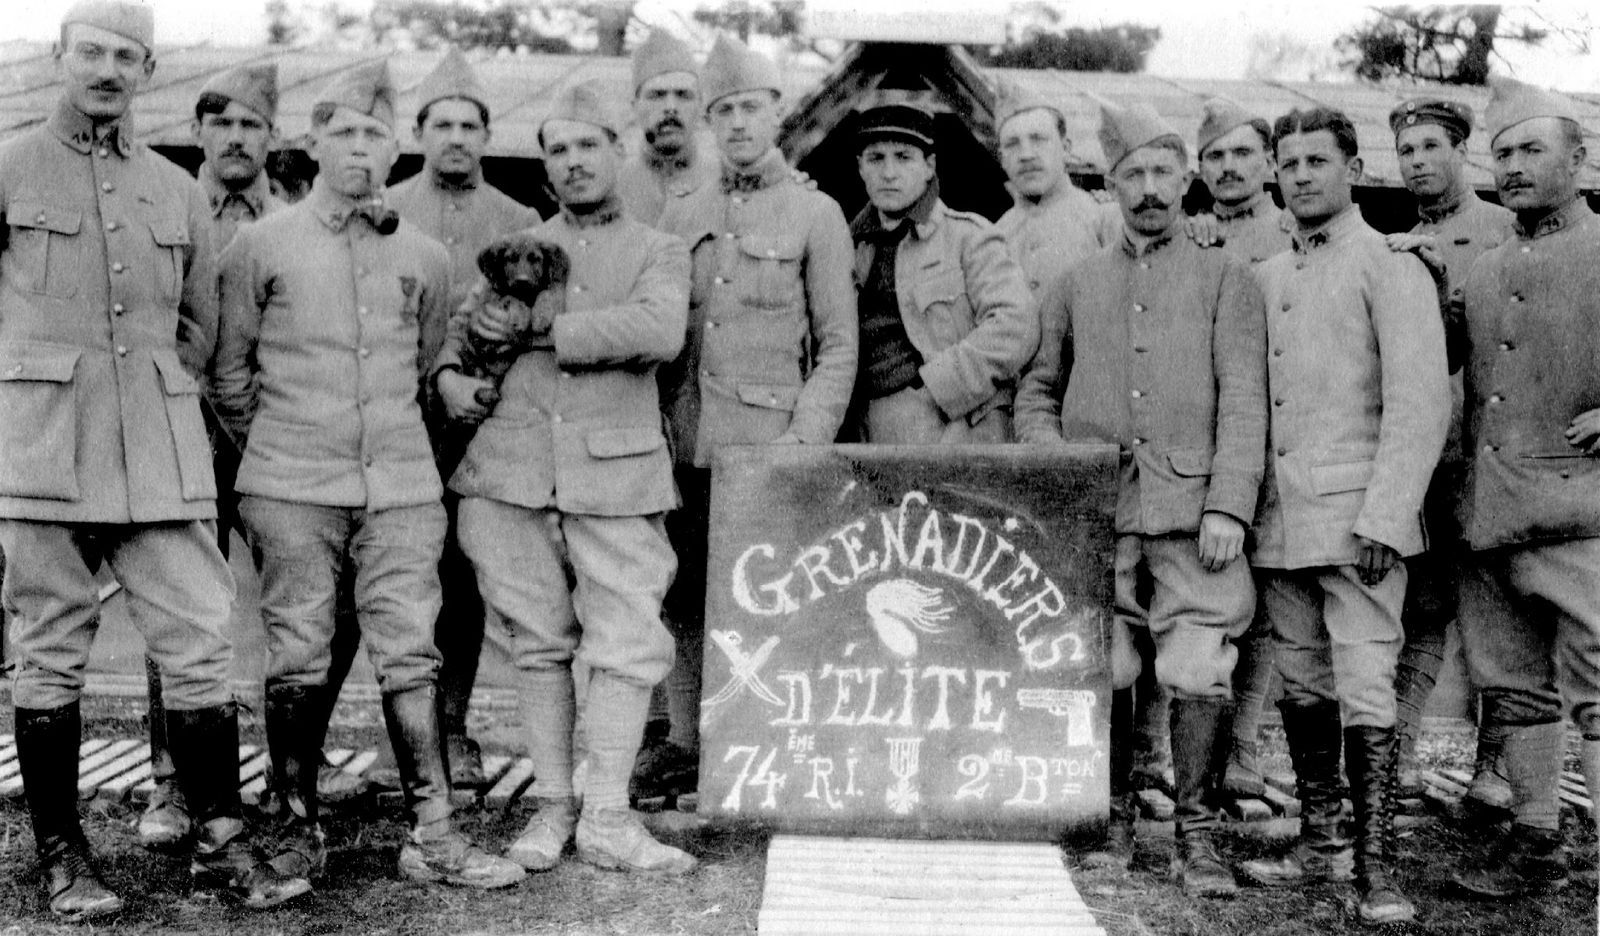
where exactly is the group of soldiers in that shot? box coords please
[0,0,1596,927]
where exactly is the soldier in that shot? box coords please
[655,34,857,790]
[1449,78,1599,898]
[1237,107,1449,926]
[1384,97,1516,811]
[992,80,1122,301]
[137,60,288,850]
[435,79,695,875]
[212,60,524,894]
[991,81,1170,796]
[387,45,541,789]
[1016,102,1267,898]
[848,98,1035,443]
[1193,96,1293,800]
[0,0,300,916]
[617,29,718,226]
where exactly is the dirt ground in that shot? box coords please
[0,698,1594,936]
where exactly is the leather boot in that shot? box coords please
[16,704,123,920]
[507,796,578,871]
[1239,700,1354,886]
[575,674,696,876]
[139,656,191,848]
[167,702,312,909]
[262,684,329,887]
[1169,698,1238,898]
[1452,721,1570,897]
[1393,616,1446,797]
[383,685,524,889]
[1463,717,1513,817]
[1084,687,1136,869]
[1131,669,1173,795]
[1345,725,1415,925]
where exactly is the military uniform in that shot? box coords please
[214,178,451,689]
[850,192,1036,443]
[1252,204,1449,726]
[388,172,540,314]
[0,99,229,709]
[201,161,285,250]
[1214,193,1293,264]
[1017,224,1267,696]
[996,181,1122,297]
[617,142,719,228]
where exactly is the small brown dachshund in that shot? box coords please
[456,232,571,401]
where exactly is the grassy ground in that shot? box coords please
[0,698,1593,935]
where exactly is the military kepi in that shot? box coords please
[1388,98,1473,143]
[699,34,780,110]
[200,63,278,126]
[61,0,154,50]
[856,101,936,153]
[994,78,1062,133]
[1484,76,1583,144]
[633,29,697,92]
[542,79,619,137]
[1197,95,1261,156]
[416,46,486,114]
[318,59,397,129]
[1099,101,1181,172]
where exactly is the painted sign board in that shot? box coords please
[697,444,1117,842]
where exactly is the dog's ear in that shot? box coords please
[476,242,505,284]
[539,241,571,286]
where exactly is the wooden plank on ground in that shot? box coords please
[79,741,150,798]
[1134,789,1173,821]
[100,759,154,801]
[486,758,535,805]
[238,746,270,801]
[759,836,1106,936]
[76,739,142,782]
[1,740,109,797]
[324,749,354,768]
[1265,773,1297,796]
[1257,783,1301,819]
[1222,797,1273,822]
[341,751,379,777]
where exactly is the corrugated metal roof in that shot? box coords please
[3,40,1597,189]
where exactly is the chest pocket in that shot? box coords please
[910,267,971,342]
[9,201,83,299]
[148,218,191,306]
[738,234,805,311]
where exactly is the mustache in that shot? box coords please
[1133,195,1170,212]
[653,116,684,130]
[88,80,125,94]
[1215,172,1244,185]
[562,168,594,184]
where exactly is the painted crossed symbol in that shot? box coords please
[704,630,784,708]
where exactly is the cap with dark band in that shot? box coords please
[1388,98,1473,144]
[856,102,936,153]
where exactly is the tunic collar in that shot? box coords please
[1120,224,1176,258]
[49,99,133,158]
[851,180,941,242]
[558,193,623,229]
[309,179,398,235]
[645,144,696,175]
[1416,182,1471,225]
[1215,190,1270,222]
[1008,177,1087,215]
[1513,195,1588,241]
[199,162,271,220]
[1291,204,1361,254]
[720,148,789,194]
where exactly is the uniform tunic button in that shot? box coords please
[573,285,584,293]
[111,303,124,315]
[111,262,125,273]
[713,277,726,285]
[98,148,109,158]
[364,456,374,467]
[1276,447,1286,456]
[1273,348,1284,357]
[577,239,588,247]
[1561,469,1572,479]
[358,306,370,316]
[1500,342,1513,351]
[1273,398,1284,406]
[1520,246,1532,253]
[1131,438,1144,446]
[552,414,562,424]
[1281,302,1292,311]
[1029,280,1040,290]
[1132,304,1145,313]
[35,213,46,224]
[1139,262,1150,270]
[446,236,458,245]
[1483,444,1497,453]
[724,232,736,240]
[7,364,20,375]
[358,347,370,358]
[1130,389,1143,399]
[101,182,113,193]
[116,345,127,356]
[1133,346,1147,353]
[705,321,716,329]
[105,221,117,232]
[767,249,777,258]
[1489,394,1503,404]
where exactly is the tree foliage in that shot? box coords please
[972,23,1161,73]
[690,1,803,43]
[1335,5,1546,85]
[367,1,579,53]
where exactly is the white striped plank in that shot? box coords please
[340,751,378,777]
[0,734,13,751]
[479,754,513,787]
[76,740,145,797]
[486,757,535,804]
[759,836,1105,936]
[1,739,111,796]
[323,748,354,768]
[76,738,142,780]
[0,742,17,771]
[100,759,154,800]
[238,746,270,800]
